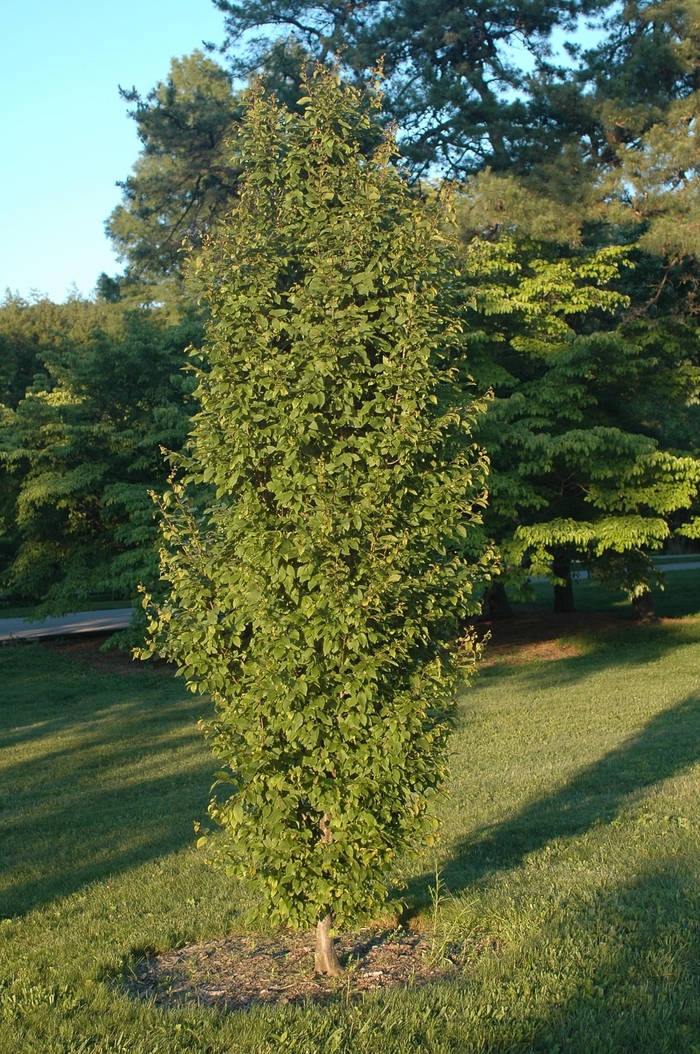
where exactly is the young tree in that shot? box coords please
[141,67,491,973]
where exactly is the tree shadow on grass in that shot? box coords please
[481,616,700,693]
[0,650,185,754]
[406,692,700,905]
[0,645,214,919]
[1,754,215,919]
[506,865,700,1053]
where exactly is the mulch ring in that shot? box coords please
[124,927,500,1010]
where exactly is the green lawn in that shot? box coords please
[516,565,700,618]
[1,622,700,1052]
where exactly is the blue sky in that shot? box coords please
[0,4,605,303]
[0,0,227,301]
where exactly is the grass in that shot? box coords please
[516,565,700,618]
[1,619,700,1052]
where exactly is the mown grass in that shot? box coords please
[517,564,700,618]
[2,618,700,1052]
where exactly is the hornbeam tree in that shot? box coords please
[141,67,492,973]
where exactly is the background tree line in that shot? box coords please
[3,0,700,622]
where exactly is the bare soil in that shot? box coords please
[124,927,500,1011]
[476,610,628,666]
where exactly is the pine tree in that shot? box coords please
[213,0,606,177]
[141,67,491,972]
[105,52,243,301]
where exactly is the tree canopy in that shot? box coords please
[6,0,700,622]
[104,51,243,302]
[212,0,606,176]
[454,228,700,611]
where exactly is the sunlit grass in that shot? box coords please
[1,622,700,1052]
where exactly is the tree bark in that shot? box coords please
[481,580,514,620]
[315,913,343,976]
[314,812,343,976]
[632,589,657,622]
[552,550,575,613]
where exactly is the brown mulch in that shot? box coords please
[123,927,499,1011]
[41,633,175,676]
[476,610,629,666]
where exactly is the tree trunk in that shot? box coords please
[552,551,575,613]
[481,580,514,620]
[315,913,343,976]
[632,589,657,622]
[314,812,343,976]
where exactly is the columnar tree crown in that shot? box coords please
[142,67,492,931]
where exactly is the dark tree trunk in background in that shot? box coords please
[481,580,514,620]
[552,550,575,613]
[632,590,657,622]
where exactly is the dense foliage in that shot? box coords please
[212,0,598,176]
[0,295,199,615]
[141,68,491,960]
[6,0,700,619]
[454,229,700,611]
[104,51,243,304]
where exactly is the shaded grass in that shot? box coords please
[1,625,700,1051]
[518,565,700,618]
[0,646,210,917]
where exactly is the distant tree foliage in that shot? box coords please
[5,0,700,621]
[212,0,603,176]
[453,227,700,612]
[0,296,200,615]
[105,52,244,300]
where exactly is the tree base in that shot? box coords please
[632,591,657,622]
[553,581,575,613]
[481,581,514,620]
[552,552,575,613]
[315,915,343,977]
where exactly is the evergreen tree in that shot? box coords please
[0,300,199,615]
[213,0,605,176]
[142,67,491,972]
[105,52,243,300]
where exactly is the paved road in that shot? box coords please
[652,560,700,571]
[524,559,700,584]
[0,608,134,642]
